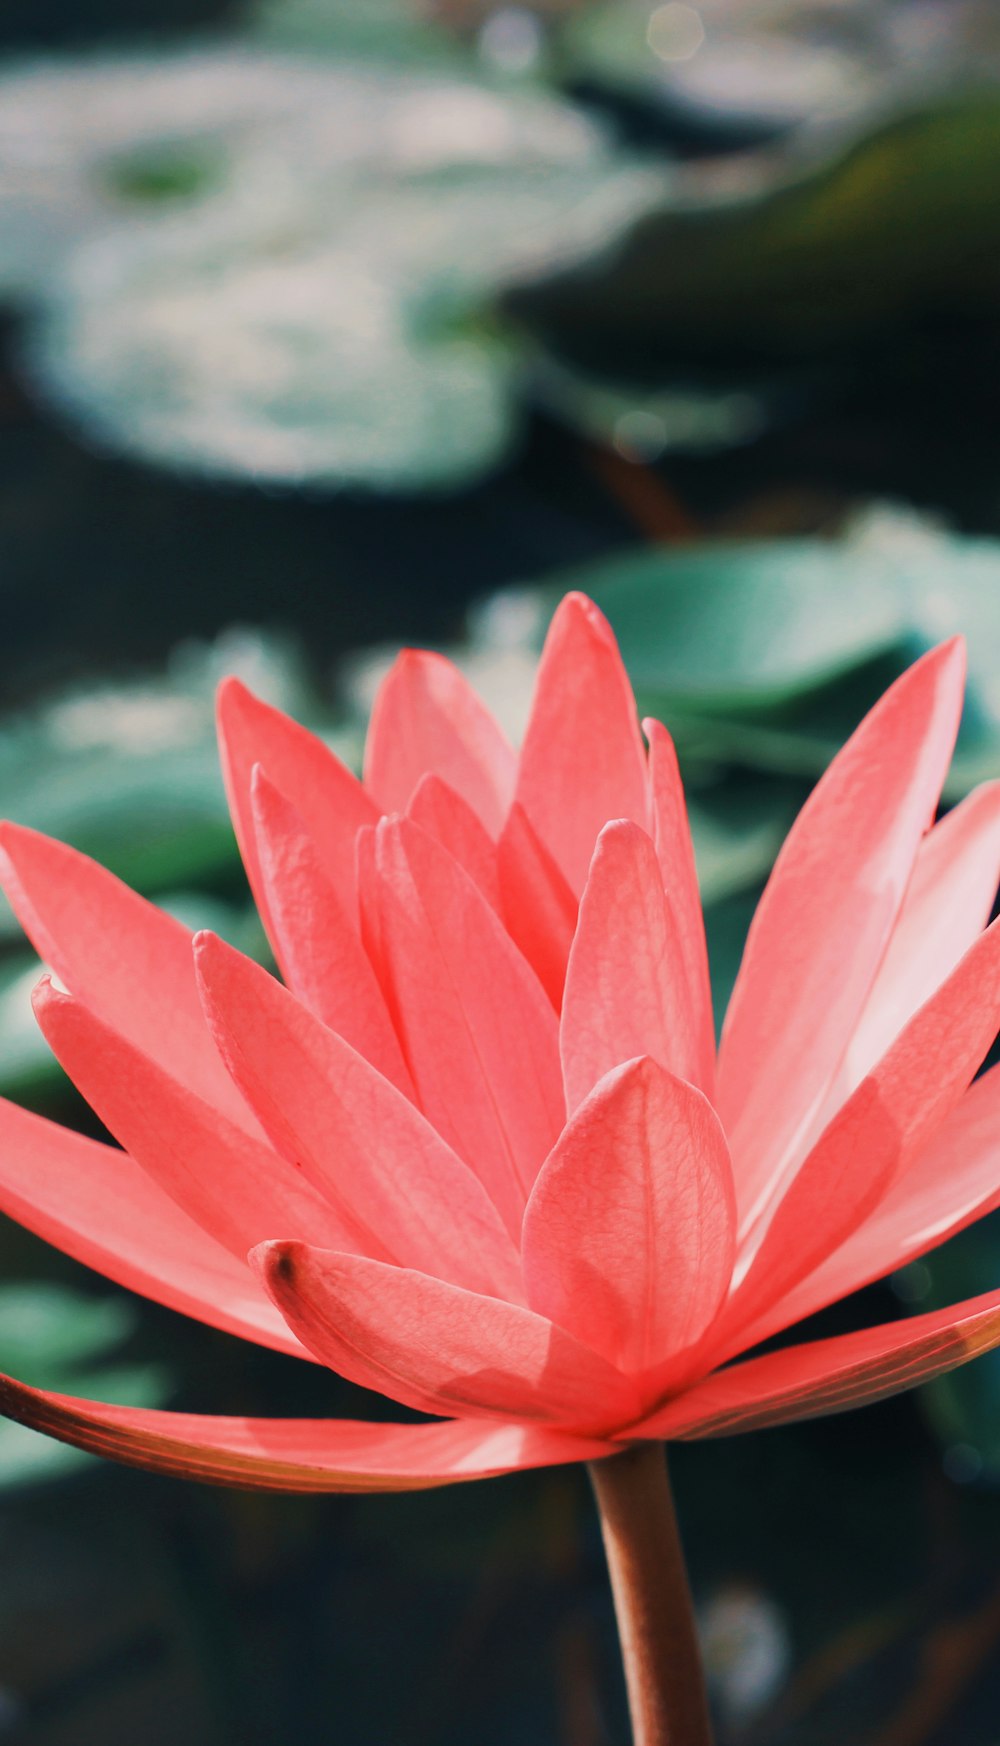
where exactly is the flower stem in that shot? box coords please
[588,1443,713,1746]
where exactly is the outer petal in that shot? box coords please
[522,1058,736,1375]
[721,914,1000,1347]
[372,817,564,1235]
[256,1243,640,1432]
[515,594,650,895]
[0,1379,613,1490]
[812,780,1000,1131]
[364,649,516,835]
[34,981,362,1263]
[406,774,500,911]
[0,824,256,1134]
[0,1096,305,1358]
[496,802,578,1010]
[195,933,522,1301]
[561,822,707,1113]
[764,1065,1000,1334]
[645,719,715,1095]
[717,639,966,1235]
[637,1284,1000,1440]
[217,677,377,926]
[250,768,412,1095]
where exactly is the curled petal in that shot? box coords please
[0,1377,613,1490]
[256,1243,640,1432]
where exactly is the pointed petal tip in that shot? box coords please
[29,972,58,1017]
[190,927,218,962]
[250,1236,294,1283]
[918,632,967,691]
[215,673,255,719]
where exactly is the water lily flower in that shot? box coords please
[1,592,1000,1741]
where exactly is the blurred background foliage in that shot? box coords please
[4,0,1000,1742]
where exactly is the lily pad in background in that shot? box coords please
[528,512,1000,797]
[0,1283,167,1490]
[555,0,1000,130]
[504,88,1000,376]
[3,48,665,492]
[253,0,461,64]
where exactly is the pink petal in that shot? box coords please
[561,821,707,1113]
[255,1243,640,1431]
[0,1096,305,1358]
[496,802,578,1009]
[250,768,412,1095]
[406,773,500,910]
[34,980,363,1262]
[645,719,715,1095]
[761,1064,1000,1335]
[812,780,1000,1131]
[716,639,966,1236]
[0,1378,613,1490]
[364,649,516,835]
[720,914,1000,1352]
[217,677,377,926]
[514,594,650,895]
[637,1284,1000,1440]
[522,1057,736,1375]
[0,823,256,1133]
[371,817,564,1236]
[195,933,522,1301]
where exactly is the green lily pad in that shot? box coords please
[525,521,1000,800]
[557,541,908,710]
[505,89,1000,371]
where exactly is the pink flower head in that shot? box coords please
[2,592,1000,1490]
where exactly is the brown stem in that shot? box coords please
[588,1443,714,1746]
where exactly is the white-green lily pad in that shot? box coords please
[5,49,665,491]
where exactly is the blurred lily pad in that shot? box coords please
[0,1283,167,1490]
[254,0,460,63]
[527,514,1000,798]
[554,0,967,129]
[505,88,1000,375]
[3,49,665,492]
[567,541,907,709]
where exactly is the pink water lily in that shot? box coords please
[1,593,1000,1494]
